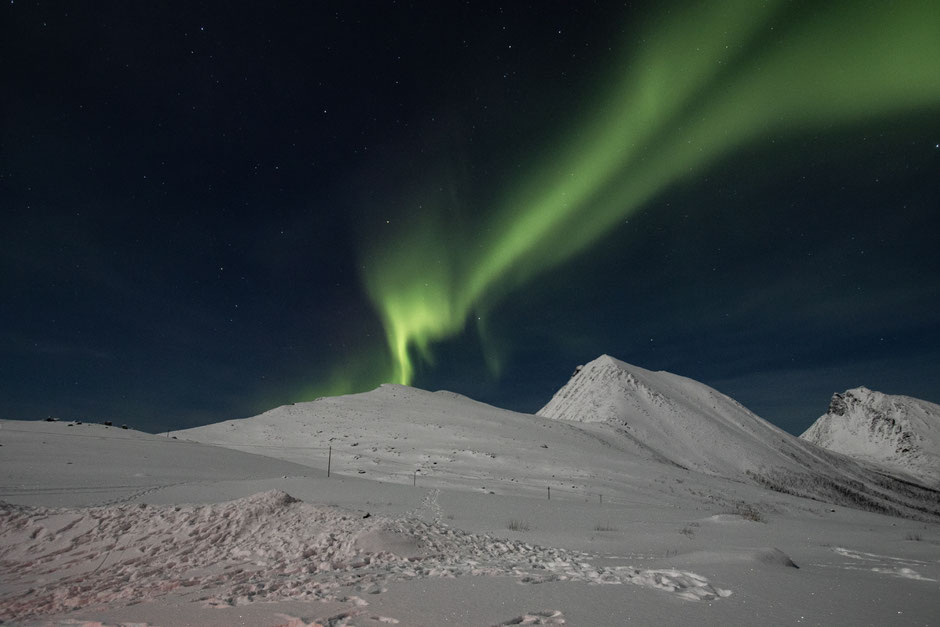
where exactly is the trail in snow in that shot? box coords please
[0,490,730,622]
[808,546,939,582]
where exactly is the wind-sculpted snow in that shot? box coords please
[810,547,939,583]
[0,490,730,622]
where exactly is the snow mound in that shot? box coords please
[493,609,566,625]
[704,514,760,524]
[800,387,940,486]
[680,548,799,569]
[753,547,799,568]
[242,488,301,508]
[0,490,730,622]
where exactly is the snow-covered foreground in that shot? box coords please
[0,488,729,622]
[2,419,940,625]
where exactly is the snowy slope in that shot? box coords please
[800,387,940,487]
[5,400,940,625]
[0,489,732,621]
[537,355,806,477]
[176,360,940,520]
[177,383,713,505]
[537,355,940,518]
[0,419,314,507]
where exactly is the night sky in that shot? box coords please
[3,1,939,435]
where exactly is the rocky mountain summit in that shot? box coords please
[801,387,940,487]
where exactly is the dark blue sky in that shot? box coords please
[2,1,938,434]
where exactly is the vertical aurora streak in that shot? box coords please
[356,0,940,388]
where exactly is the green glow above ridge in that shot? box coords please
[357,0,940,387]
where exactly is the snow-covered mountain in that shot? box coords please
[800,387,940,487]
[537,355,804,478]
[8,418,940,625]
[537,355,940,518]
[178,383,706,504]
[6,363,940,625]
[177,356,940,520]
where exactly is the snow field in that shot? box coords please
[0,489,732,623]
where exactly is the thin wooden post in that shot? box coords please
[413,470,417,487]
[327,446,332,478]
[599,494,603,505]
[547,486,551,500]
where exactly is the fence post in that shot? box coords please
[599,493,602,505]
[327,446,332,478]
[547,486,551,500]
[413,470,417,487]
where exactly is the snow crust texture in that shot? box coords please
[0,490,730,622]
[800,387,940,486]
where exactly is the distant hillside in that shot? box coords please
[177,383,708,504]
[801,387,940,487]
[537,355,940,520]
[176,360,940,521]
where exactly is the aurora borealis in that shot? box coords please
[2,1,939,433]
[361,0,940,388]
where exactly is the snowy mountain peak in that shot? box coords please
[536,356,940,515]
[537,355,674,424]
[801,388,940,486]
[536,355,802,478]
[827,387,880,416]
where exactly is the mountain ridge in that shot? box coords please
[178,356,940,521]
[800,386,940,487]
[537,355,940,519]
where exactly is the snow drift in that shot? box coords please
[0,489,730,622]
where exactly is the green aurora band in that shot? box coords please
[352,0,940,390]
